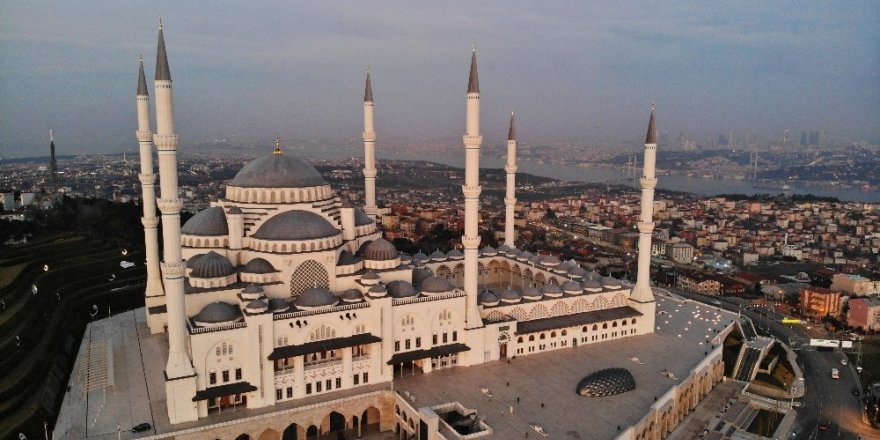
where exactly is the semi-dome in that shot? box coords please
[337,250,360,266]
[576,368,636,397]
[387,280,417,298]
[362,238,398,261]
[182,206,228,236]
[562,281,583,294]
[412,267,434,285]
[252,211,340,241]
[419,276,454,294]
[294,287,338,309]
[245,299,268,314]
[230,154,325,189]
[268,298,290,313]
[600,277,622,289]
[478,289,500,306]
[522,286,543,300]
[498,288,522,303]
[185,253,205,269]
[243,257,276,274]
[193,301,242,325]
[340,289,364,303]
[353,207,373,226]
[191,251,236,278]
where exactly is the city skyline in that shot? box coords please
[2,1,879,157]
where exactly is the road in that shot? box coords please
[664,288,878,439]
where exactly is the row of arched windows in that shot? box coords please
[226,185,332,204]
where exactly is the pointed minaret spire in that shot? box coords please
[364,69,373,103]
[508,111,516,141]
[504,110,518,247]
[274,135,283,155]
[137,55,149,96]
[467,44,479,94]
[155,18,171,81]
[645,101,657,144]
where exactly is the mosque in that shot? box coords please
[115,21,742,440]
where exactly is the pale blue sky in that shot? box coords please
[1,1,878,157]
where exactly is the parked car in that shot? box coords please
[817,422,830,432]
[132,423,152,433]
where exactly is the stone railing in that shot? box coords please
[274,301,370,320]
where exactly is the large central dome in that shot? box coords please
[231,154,325,189]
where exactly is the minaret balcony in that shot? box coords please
[637,221,655,234]
[141,217,160,228]
[153,134,179,150]
[160,261,186,278]
[138,173,156,185]
[362,132,375,142]
[463,135,482,147]
[504,197,517,206]
[462,236,482,248]
[136,130,153,142]
[640,177,657,189]
[157,198,183,214]
[504,165,517,173]
[363,169,377,178]
[461,185,482,198]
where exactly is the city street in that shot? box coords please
[666,288,878,439]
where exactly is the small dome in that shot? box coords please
[412,267,434,285]
[243,257,276,274]
[529,255,542,265]
[600,277,622,289]
[245,299,268,313]
[268,298,290,312]
[185,253,205,269]
[540,255,561,266]
[353,207,373,226]
[367,283,387,297]
[193,301,242,325]
[191,251,236,278]
[429,250,447,261]
[387,280,417,298]
[227,206,242,215]
[252,211,340,241]
[518,251,534,261]
[399,254,412,264]
[356,240,373,256]
[497,244,512,254]
[480,246,497,256]
[420,276,454,294]
[498,288,522,303]
[478,289,500,306]
[241,283,265,300]
[568,267,588,278]
[230,154,325,189]
[561,260,579,269]
[576,368,636,397]
[447,249,464,259]
[361,271,380,285]
[362,238,398,261]
[340,289,364,303]
[586,271,601,281]
[181,207,228,236]
[541,284,563,296]
[337,250,360,266]
[294,288,338,309]
[522,287,543,300]
[562,281,582,294]
[412,252,429,264]
[582,279,603,292]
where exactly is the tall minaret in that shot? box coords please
[462,46,483,329]
[504,111,517,247]
[48,129,59,191]
[136,55,165,304]
[362,70,378,217]
[630,104,658,333]
[152,19,197,423]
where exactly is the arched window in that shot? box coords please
[550,331,556,338]
[631,318,637,325]
[612,321,618,328]
[561,330,567,336]
[582,326,588,332]
[602,323,608,329]
[592,324,598,331]
[529,335,535,342]
[539,333,546,340]
[517,336,523,343]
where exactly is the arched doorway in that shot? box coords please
[235,435,251,440]
[306,425,319,440]
[259,429,281,440]
[361,406,380,436]
[282,423,301,440]
[320,411,347,437]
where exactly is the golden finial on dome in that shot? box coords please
[273,134,282,155]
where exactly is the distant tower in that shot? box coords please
[362,70,378,218]
[750,151,758,181]
[504,111,517,247]
[629,103,658,334]
[783,129,790,145]
[48,129,59,191]
[136,55,165,307]
[462,45,483,330]
[152,19,198,423]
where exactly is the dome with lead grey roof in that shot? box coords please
[340,289,364,303]
[518,251,533,261]
[193,301,242,325]
[498,288,522,303]
[241,283,265,300]
[337,250,360,266]
[568,267,588,278]
[367,283,387,297]
[412,267,434,285]
[480,246,497,256]
[399,254,412,264]
[600,277,622,289]
[191,251,236,278]
[582,279,603,292]
[185,253,205,269]
[576,368,636,397]
[226,206,242,214]
[252,211,340,241]
[268,298,290,312]
[540,255,561,267]
[245,299,268,313]
[562,281,583,294]
[362,238,398,261]
[429,250,447,261]
[243,257,276,274]
[294,287,338,309]
[353,208,373,226]
[586,271,601,281]
[230,154,325,189]
[478,289,500,306]
[182,206,228,236]
[522,286,543,300]
[497,244,512,254]
[412,252,429,264]
[387,280,417,298]
[542,283,563,297]
[447,249,463,259]
[360,271,380,285]
[529,255,542,265]
[420,276,454,294]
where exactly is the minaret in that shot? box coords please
[362,70,378,218]
[152,19,197,423]
[48,129,59,191]
[630,104,658,333]
[136,55,165,304]
[504,111,517,247]
[462,46,483,329]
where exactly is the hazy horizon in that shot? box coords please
[2,1,879,158]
